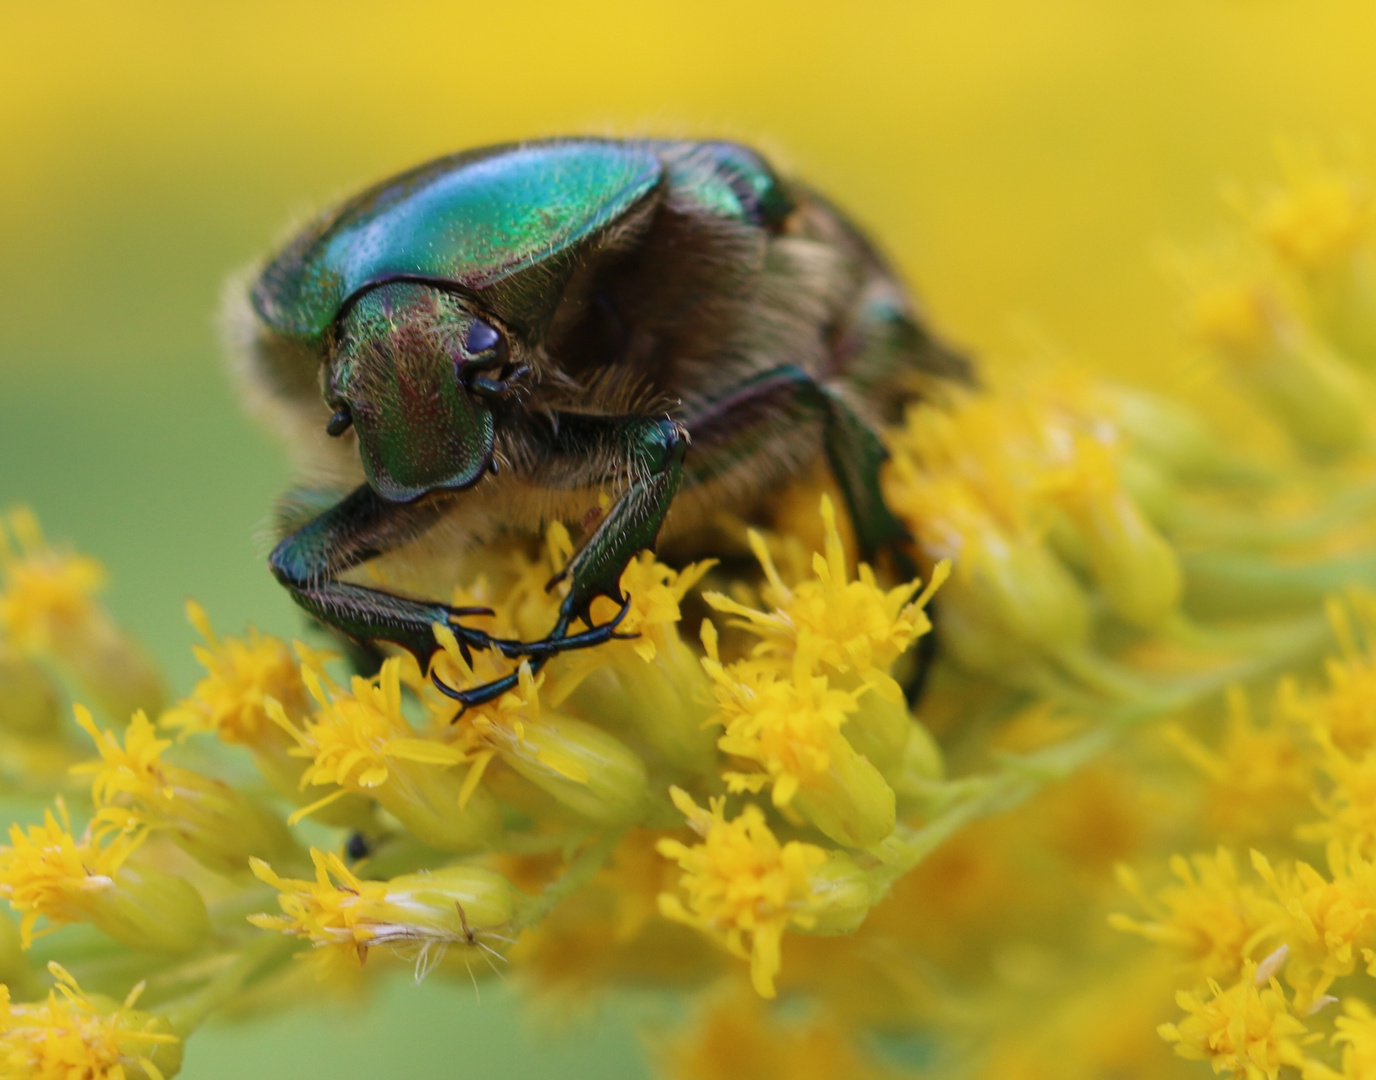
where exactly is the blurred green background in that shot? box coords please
[5,2,1376,1075]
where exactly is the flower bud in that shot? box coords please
[1049,438,1182,628]
[490,710,648,824]
[0,648,61,736]
[796,852,879,936]
[1193,281,1370,457]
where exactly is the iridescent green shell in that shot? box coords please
[251,140,663,340]
[250,139,792,342]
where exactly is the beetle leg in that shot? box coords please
[269,484,523,666]
[435,415,687,708]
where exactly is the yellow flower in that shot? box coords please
[1111,849,1278,983]
[1185,267,1371,457]
[1305,999,1376,1080]
[71,704,301,877]
[1252,844,1376,1010]
[704,496,941,704]
[557,552,719,777]
[659,989,899,1080]
[0,962,181,1080]
[0,507,107,654]
[1283,599,1376,759]
[266,657,498,851]
[1158,963,1310,1080]
[656,787,869,998]
[249,847,515,975]
[1301,741,1376,856]
[702,631,894,848]
[0,802,208,954]
[433,641,648,824]
[1168,687,1314,841]
[161,601,312,749]
[0,507,162,722]
[1257,156,1370,276]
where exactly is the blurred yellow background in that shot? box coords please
[3,2,1376,1076]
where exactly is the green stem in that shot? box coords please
[513,829,624,932]
[161,933,295,1036]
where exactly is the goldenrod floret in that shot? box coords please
[599,552,715,664]
[0,508,162,721]
[556,553,719,776]
[702,632,894,848]
[1168,687,1314,840]
[161,601,310,748]
[1044,433,1181,627]
[267,657,498,851]
[1307,999,1376,1080]
[1301,742,1376,855]
[661,989,894,1080]
[250,848,514,975]
[72,705,300,877]
[1252,844,1376,1010]
[0,962,181,1080]
[434,643,647,824]
[1111,849,1278,983]
[884,402,1094,671]
[1187,273,1371,455]
[0,803,208,954]
[657,787,831,998]
[1258,164,1370,274]
[0,508,107,654]
[705,496,941,703]
[1284,602,1376,758]
[1158,962,1310,1079]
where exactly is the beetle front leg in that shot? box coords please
[270,484,516,666]
[433,416,686,708]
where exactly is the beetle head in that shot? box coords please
[326,282,509,502]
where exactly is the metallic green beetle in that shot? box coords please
[231,138,970,706]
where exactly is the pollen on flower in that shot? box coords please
[1157,962,1310,1079]
[160,600,315,747]
[704,495,943,702]
[656,786,827,998]
[0,801,143,947]
[0,962,181,1080]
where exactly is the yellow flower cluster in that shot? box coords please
[14,149,1376,1080]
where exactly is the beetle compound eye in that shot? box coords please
[326,405,353,437]
[464,318,501,355]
